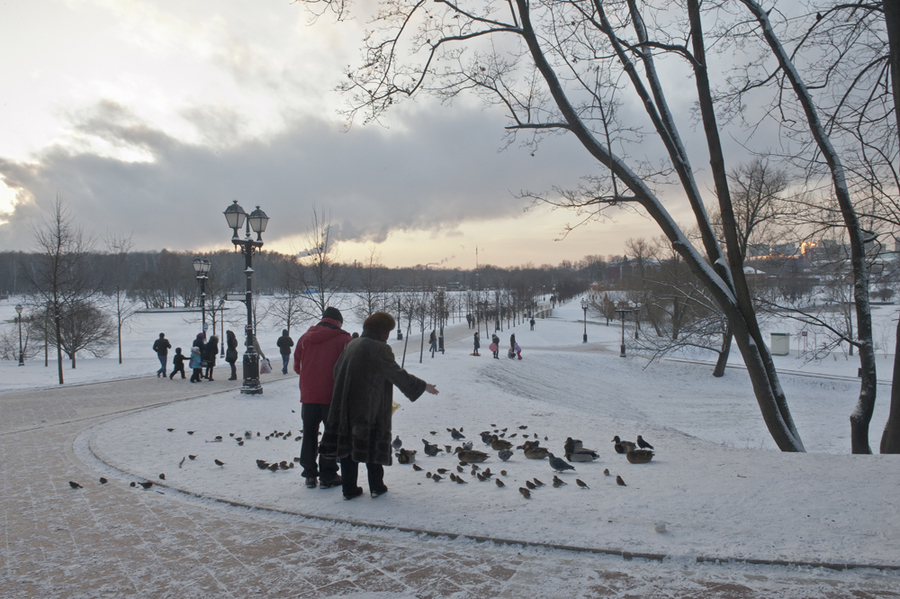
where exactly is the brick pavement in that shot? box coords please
[1,375,897,598]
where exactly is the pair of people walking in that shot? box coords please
[295,308,439,500]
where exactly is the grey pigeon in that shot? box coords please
[422,439,440,456]
[450,428,465,441]
[392,435,403,450]
[547,453,575,472]
[498,449,513,461]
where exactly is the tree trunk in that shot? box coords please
[880,0,900,453]
[740,0,876,454]
[713,329,732,378]
[55,312,64,385]
[880,311,900,453]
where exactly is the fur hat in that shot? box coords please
[322,307,343,324]
[363,312,395,337]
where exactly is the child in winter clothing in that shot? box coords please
[169,348,186,379]
[189,346,203,382]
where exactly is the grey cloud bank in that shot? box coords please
[0,100,600,254]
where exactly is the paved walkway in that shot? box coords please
[1,374,898,598]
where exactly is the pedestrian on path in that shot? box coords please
[473,331,480,356]
[153,333,171,378]
[203,335,218,380]
[189,346,203,382]
[294,307,351,489]
[491,333,500,359]
[277,329,294,374]
[169,348,186,379]
[225,330,239,380]
[320,311,439,500]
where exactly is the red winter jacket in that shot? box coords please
[293,318,352,404]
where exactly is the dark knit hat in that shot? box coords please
[322,307,343,324]
[363,312,395,336]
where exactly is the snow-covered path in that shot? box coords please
[1,375,896,598]
[2,297,899,597]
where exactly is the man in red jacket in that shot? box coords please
[294,307,352,489]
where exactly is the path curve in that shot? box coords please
[1,375,896,598]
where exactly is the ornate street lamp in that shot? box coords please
[192,258,211,333]
[15,303,24,366]
[224,200,269,395]
[581,297,589,343]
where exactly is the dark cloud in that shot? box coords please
[0,100,599,252]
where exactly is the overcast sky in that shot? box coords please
[0,0,708,269]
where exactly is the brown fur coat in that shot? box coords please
[319,331,427,465]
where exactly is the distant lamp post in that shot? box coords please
[224,200,269,395]
[615,304,635,357]
[397,297,403,340]
[192,258,211,333]
[581,297,589,343]
[635,303,641,340]
[15,303,24,366]
[218,298,226,358]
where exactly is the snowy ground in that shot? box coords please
[2,295,899,595]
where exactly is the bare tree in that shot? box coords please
[353,246,387,321]
[103,234,139,364]
[31,299,115,367]
[734,0,879,453]
[23,197,98,383]
[296,207,344,320]
[268,256,308,334]
[295,0,900,451]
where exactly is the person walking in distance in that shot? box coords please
[319,312,439,500]
[202,335,218,381]
[294,307,352,490]
[225,330,239,380]
[189,346,203,382]
[153,333,171,378]
[277,329,294,375]
[169,348,186,379]
[473,331,481,356]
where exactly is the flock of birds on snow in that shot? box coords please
[67,417,657,502]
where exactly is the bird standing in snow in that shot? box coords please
[422,439,440,456]
[637,435,654,450]
[547,453,576,472]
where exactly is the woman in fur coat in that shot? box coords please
[319,312,439,500]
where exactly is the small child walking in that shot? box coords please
[169,348,186,379]
[189,346,203,382]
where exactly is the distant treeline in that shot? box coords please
[0,249,606,307]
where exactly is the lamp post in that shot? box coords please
[634,303,641,340]
[224,200,269,395]
[615,304,634,357]
[218,298,226,358]
[15,303,24,366]
[581,297,589,343]
[192,258,211,333]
